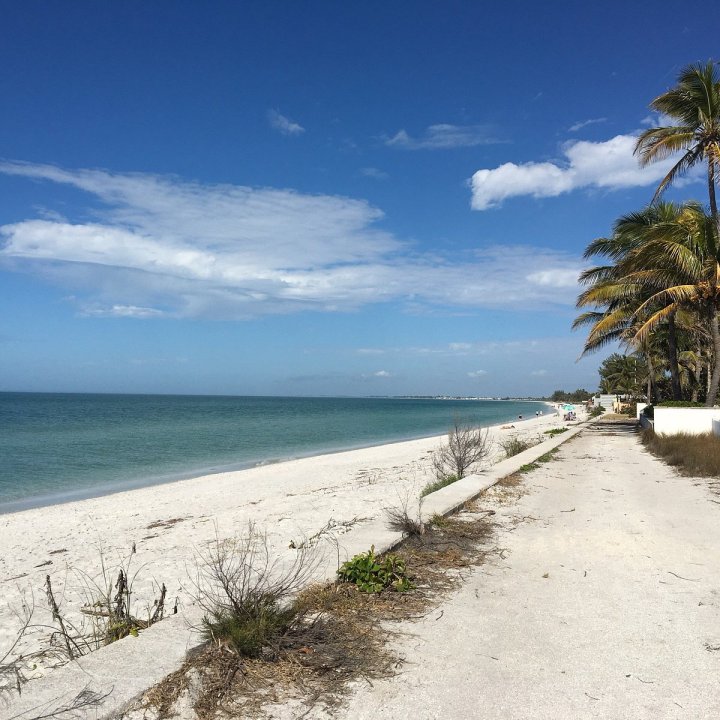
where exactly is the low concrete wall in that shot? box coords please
[713,419,720,437]
[654,406,720,436]
[3,423,587,720]
[636,402,647,419]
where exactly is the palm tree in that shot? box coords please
[574,204,688,399]
[598,353,647,397]
[627,203,720,405]
[635,60,720,228]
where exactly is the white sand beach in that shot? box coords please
[0,411,565,679]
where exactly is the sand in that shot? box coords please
[0,410,564,678]
[281,422,720,719]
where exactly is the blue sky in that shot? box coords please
[0,1,718,396]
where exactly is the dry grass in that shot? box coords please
[140,513,497,719]
[641,429,720,478]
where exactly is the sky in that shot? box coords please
[0,0,718,397]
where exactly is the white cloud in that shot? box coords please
[526,269,580,288]
[386,124,502,150]
[568,117,607,132]
[360,167,388,180]
[84,304,166,318]
[374,370,391,377]
[0,162,585,318]
[469,132,689,210]
[530,369,548,376]
[357,348,385,355]
[449,342,473,352]
[268,109,305,136]
[467,370,487,378]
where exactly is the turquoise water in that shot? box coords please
[0,393,547,513]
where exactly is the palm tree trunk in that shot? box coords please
[646,353,654,403]
[667,313,682,400]
[709,161,718,233]
[706,308,720,406]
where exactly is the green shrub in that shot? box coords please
[201,602,296,657]
[337,546,413,593]
[420,474,458,498]
[588,406,604,418]
[655,400,705,408]
[543,428,567,436]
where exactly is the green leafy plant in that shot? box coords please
[588,406,604,418]
[337,546,413,593]
[543,427,567,436]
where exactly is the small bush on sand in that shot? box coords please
[337,547,413,593]
[193,523,318,658]
[588,405,604,418]
[543,427,568,437]
[432,420,491,481]
[641,429,720,477]
[500,436,532,457]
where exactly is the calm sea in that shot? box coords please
[0,393,547,513]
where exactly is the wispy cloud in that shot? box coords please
[267,109,305,136]
[385,124,502,150]
[360,167,389,180]
[470,131,695,210]
[568,117,607,132]
[0,162,584,319]
[530,369,548,376]
[467,370,487,378]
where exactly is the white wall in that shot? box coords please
[594,394,616,408]
[654,407,720,436]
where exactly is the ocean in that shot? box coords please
[0,393,548,513]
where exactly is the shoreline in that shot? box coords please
[0,402,556,515]
[0,410,565,677]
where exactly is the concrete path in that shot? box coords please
[305,425,720,719]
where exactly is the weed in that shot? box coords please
[543,427,568,436]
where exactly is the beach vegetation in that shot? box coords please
[420,473,459,497]
[588,405,604,418]
[431,419,491,482]
[500,436,533,457]
[385,495,425,536]
[337,546,413,593]
[543,427,568,436]
[518,448,559,473]
[144,508,498,718]
[192,524,318,658]
[641,428,720,476]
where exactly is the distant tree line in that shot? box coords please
[549,389,593,403]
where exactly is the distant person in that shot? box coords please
[535,411,539,417]
[518,414,523,420]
